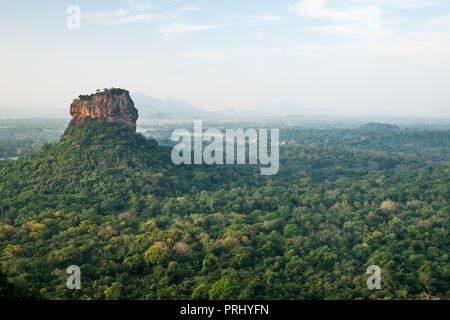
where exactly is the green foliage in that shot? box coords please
[144,243,169,265]
[0,119,66,158]
[0,270,43,300]
[0,120,448,300]
[191,283,210,300]
[104,282,123,300]
[209,278,240,300]
[358,122,400,132]
[77,88,130,101]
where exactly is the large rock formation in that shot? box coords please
[63,88,138,135]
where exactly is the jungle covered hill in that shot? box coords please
[0,120,448,299]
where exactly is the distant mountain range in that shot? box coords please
[131,92,279,120]
[131,93,450,127]
[131,92,339,120]
[1,92,450,126]
[131,92,209,120]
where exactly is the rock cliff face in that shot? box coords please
[63,88,138,135]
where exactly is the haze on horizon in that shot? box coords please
[1,0,450,118]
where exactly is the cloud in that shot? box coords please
[352,32,450,59]
[159,23,222,38]
[82,2,197,25]
[181,50,227,60]
[426,14,450,30]
[176,5,199,13]
[181,49,257,60]
[83,2,153,21]
[309,24,391,37]
[103,14,160,25]
[244,15,286,26]
[351,0,445,10]
[225,14,241,19]
[254,15,285,22]
[311,24,359,34]
[290,0,381,26]
[251,32,265,40]
[271,45,327,56]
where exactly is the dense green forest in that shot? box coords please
[0,119,66,159]
[0,119,448,300]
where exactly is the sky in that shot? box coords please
[0,0,450,117]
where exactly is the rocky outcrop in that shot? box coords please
[63,88,138,135]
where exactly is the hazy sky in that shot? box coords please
[1,0,450,117]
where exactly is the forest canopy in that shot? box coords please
[0,120,448,300]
